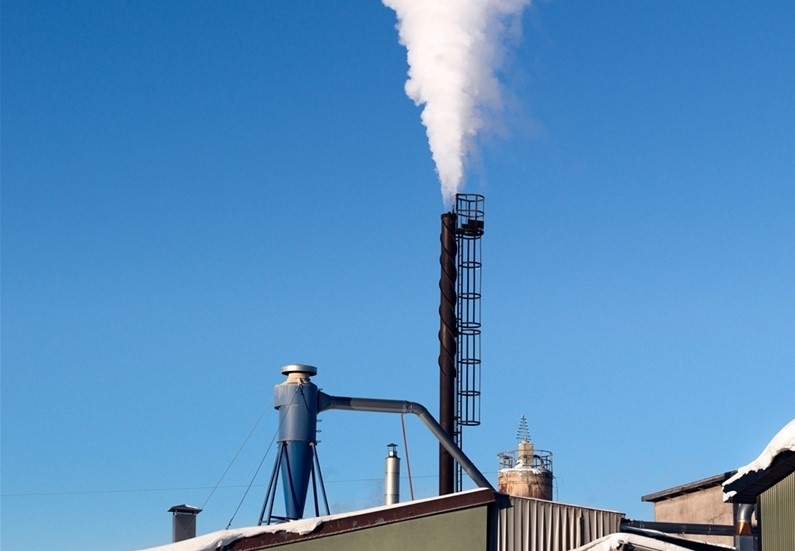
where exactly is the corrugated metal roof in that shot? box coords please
[497,496,624,551]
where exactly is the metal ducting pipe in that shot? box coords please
[736,503,754,536]
[318,393,493,491]
[734,502,755,551]
[621,521,735,536]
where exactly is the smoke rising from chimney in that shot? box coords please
[383,0,530,206]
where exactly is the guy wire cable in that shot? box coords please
[202,402,272,510]
[225,390,299,528]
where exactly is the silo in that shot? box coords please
[497,417,554,500]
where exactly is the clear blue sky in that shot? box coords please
[2,2,794,550]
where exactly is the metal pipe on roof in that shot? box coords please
[621,520,736,536]
[736,503,755,535]
[318,392,494,492]
[734,503,755,551]
[385,444,400,506]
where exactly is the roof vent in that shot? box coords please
[168,504,202,542]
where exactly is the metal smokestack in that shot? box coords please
[438,212,457,495]
[384,443,400,505]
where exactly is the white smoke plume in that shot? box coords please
[383,0,530,206]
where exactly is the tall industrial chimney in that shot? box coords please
[438,194,485,494]
[438,212,458,495]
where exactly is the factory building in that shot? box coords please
[142,489,623,551]
[641,472,738,547]
[129,197,792,551]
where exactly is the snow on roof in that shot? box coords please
[568,532,732,551]
[723,418,795,501]
[134,520,322,551]
[133,488,491,551]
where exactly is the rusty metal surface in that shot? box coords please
[498,470,554,501]
[438,212,458,496]
[227,488,497,550]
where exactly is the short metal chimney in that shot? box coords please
[168,504,202,542]
[385,443,400,505]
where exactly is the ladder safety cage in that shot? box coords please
[453,194,484,492]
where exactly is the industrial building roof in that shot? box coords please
[722,418,795,503]
[641,472,736,503]
[135,488,499,551]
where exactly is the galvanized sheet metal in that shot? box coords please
[497,496,624,551]
[760,470,795,551]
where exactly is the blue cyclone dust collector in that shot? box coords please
[259,364,326,524]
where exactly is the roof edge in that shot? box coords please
[228,488,498,550]
[642,472,736,503]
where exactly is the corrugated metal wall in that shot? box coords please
[760,470,795,551]
[497,496,624,551]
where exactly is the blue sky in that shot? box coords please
[2,2,794,550]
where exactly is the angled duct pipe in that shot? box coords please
[318,393,493,491]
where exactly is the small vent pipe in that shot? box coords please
[385,443,400,505]
[168,504,201,543]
